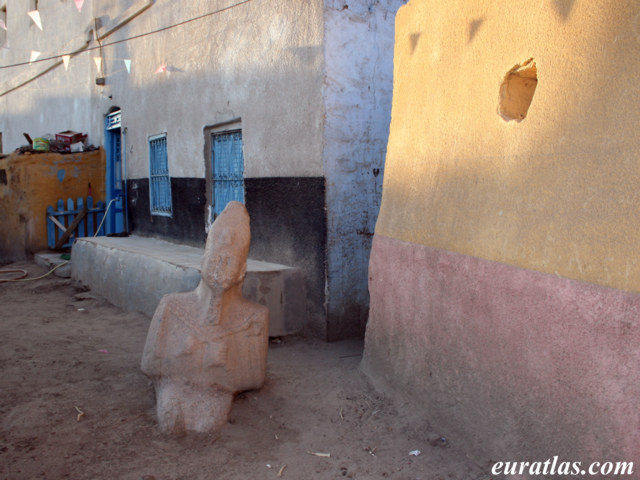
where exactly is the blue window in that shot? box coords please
[149,134,172,216]
[211,130,244,220]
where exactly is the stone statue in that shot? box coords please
[141,201,269,434]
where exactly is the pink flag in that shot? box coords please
[155,63,167,74]
[74,0,84,12]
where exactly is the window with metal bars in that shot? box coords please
[211,130,244,220]
[148,134,172,216]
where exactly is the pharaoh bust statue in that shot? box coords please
[141,201,269,433]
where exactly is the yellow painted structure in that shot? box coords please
[376,0,640,292]
[0,149,105,260]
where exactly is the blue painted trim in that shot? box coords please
[148,133,173,216]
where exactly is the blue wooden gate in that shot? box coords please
[46,196,106,249]
[211,130,244,220]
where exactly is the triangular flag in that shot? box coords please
[124,59,131,74]
[27,10,42,31]
[74,0,84,12]
[30,50,41,63]
[155,63,167,74]
[0,18,7,31]
[62,55,70,70]
[94,57,102,72]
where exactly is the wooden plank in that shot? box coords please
[54,203,88,250]
[86,196,94,238]
[46,206,56,248]
[77,197,86,237]
[56,199,65,245]
[48,215,66,232]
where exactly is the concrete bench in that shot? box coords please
[70,236,307,337]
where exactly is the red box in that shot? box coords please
[55,130,85,144]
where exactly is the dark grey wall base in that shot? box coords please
[126,176,328,336]
[127,177,207,246]
[244,177,327,327]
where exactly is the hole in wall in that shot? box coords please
[409,33,421,54]
[498,58,537,122]
[468,18,484,43]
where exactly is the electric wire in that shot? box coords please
[0,0,254,70]
[0,269,28,282]
[0,262,69,283]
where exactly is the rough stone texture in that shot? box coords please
[141,202,268,434]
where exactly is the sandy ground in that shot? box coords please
[0,260,488,480]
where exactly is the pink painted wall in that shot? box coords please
[362,235,640,464]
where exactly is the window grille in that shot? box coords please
[211,130,244,220]
[149,134,172,216]
[106,110,121,130]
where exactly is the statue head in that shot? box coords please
[201,202,251,292]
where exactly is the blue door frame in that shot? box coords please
[104,110,126,234]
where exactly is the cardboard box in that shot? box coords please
[55,131,85,144]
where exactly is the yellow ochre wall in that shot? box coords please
[0,149,105,260]
[376,0,640,293]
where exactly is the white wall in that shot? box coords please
[322,0,404,338]
[92,0,326,180]
[0,0,96,151]
[1,0,326,179]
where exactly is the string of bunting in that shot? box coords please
[2,0,252,76]
[12,3,168,75]
[25,1,82,31]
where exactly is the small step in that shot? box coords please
[34,252,72,278]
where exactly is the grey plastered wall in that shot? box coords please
[322,0,404,339]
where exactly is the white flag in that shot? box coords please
[124,59,131,73]
[0,18,7,31]
[30,50,41,62]
[62,55,71,70]
[27,10,43,30]
[94,57,102,72]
